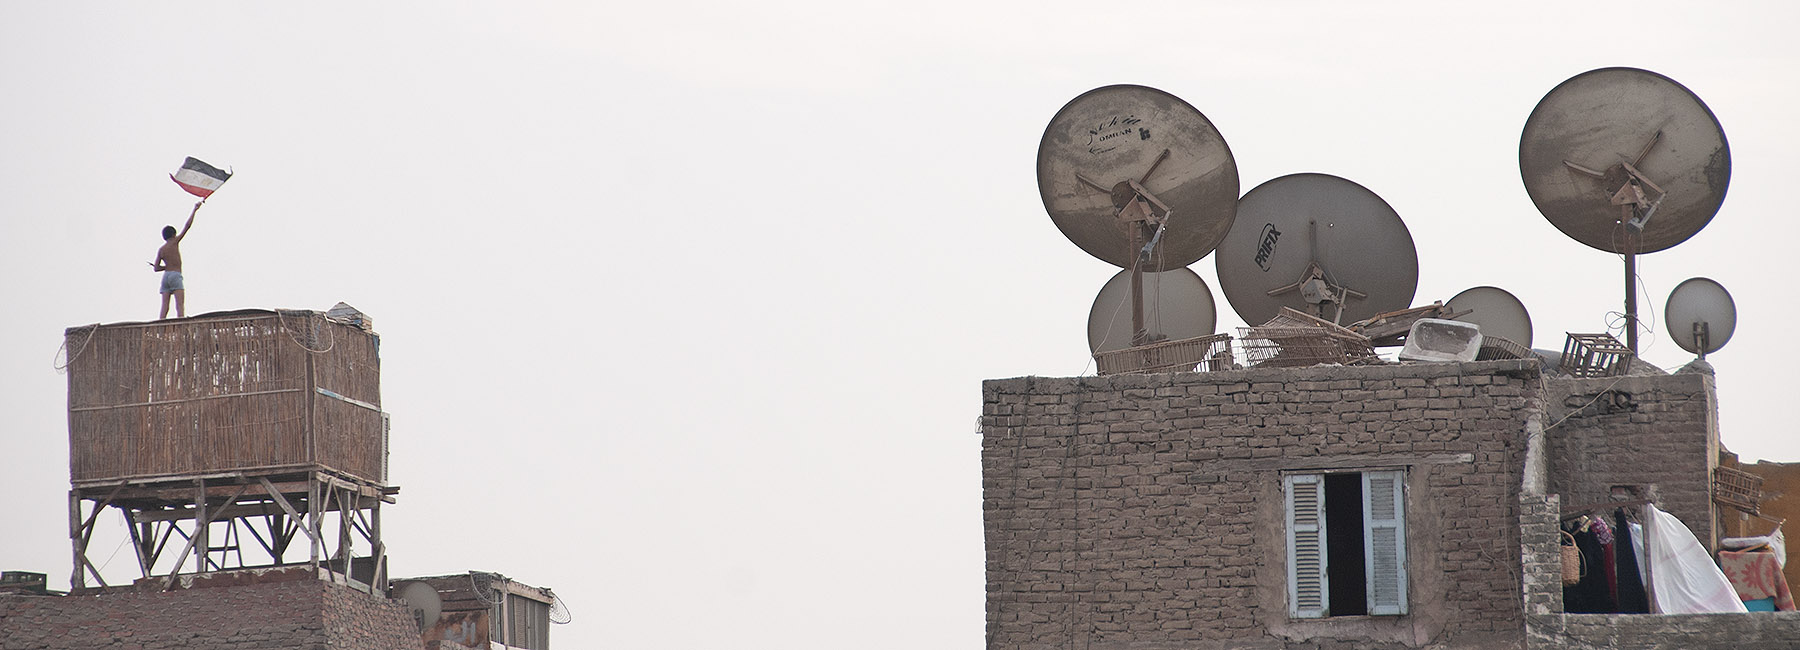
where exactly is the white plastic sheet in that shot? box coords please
[1633,505,1749,613]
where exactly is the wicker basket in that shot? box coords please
[1560,531,1584,585]
[1094,333,1234,375]
[1238,326,1379,368]
[1476,335,1534,361]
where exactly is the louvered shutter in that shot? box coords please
[1363,470,1408,615]
[1286,473,1328,618]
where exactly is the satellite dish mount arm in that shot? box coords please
[1117,182,1175,347]
[1263,220,1367,323]
[1564,130,1669,353]
[1082,161,1177,347]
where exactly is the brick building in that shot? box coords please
[0,567,422,650]
[981,359,1800,649]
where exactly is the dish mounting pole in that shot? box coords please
[1609,159,1663,354]
[1114,178,1172,347]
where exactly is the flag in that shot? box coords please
[170,157,232,198]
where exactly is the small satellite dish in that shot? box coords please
[1215,173,1418,325]
[393,580,442,632]
[1446,286,1534,348]
[1037,85,1240,271]
[1087,267,1216,353]
[1664,277,1736,357]
[1520,67,1730,254]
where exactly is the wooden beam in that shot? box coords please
[126,510,150,576]
[159,481,250,589]
[260,477,320,548]
[69,493,84,591]
[77,486,123,550]
[79,552,108,589]
[308,474,321,571]
[149,520,178,573]
[68,388,306,413]
[193,479,207,575]
[242,515,276,558]
[106,480,312,505]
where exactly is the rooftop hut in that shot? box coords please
[61,308,394,593]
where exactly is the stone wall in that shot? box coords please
[982,360,1542,650]
[0,572,422,650]
[1542,372,1719,545]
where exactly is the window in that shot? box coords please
[1285,470,1407,618]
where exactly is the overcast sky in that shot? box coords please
[4,3,1798,648]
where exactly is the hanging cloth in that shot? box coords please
[1636,504,1748,613]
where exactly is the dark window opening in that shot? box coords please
[1324,473,1367,616]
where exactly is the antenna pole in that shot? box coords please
[1131,225,1148,346]
[1624,252,1638,353]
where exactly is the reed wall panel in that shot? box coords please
[65,310,385,485]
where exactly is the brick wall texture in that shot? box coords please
[982,360,1543,650]
[1543,372,1719,545]
[0,578,423,650]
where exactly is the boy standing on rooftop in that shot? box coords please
[150,200,202,319]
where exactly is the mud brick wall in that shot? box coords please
[1527,611,1800,649]
[1542,372,1719,546]
[0,577,422,650]
[981,360,1542,650]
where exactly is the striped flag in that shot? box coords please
[170,157,232,198]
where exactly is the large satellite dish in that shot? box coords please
[1088,268,1216,353]
[1446,286,1533,348]
[1520,67,1730,254]
[1215,173,1418,325]
[1037,85,1239,271]
[1520,67,1730,353]
[1664,277,1736,357]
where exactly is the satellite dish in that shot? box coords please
[1037,85,1240,271]
[1520,67,1730,254]
[1088,267,1216,353]
[1446,286,1533,348]
[393,581,442,632]
[1215,173,1418,325]
[1520,67,1731,353]
[1664,277,1736,357]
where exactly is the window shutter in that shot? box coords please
[1286,473,1328,618]
[1363,470,1408,615]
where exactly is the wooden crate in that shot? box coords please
[63,309,386,486]
[1714,465,1764,514]
[1562,333,1633,378]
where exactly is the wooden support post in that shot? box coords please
[338,485,355,580]
[126,508,150,576]
[371,501,385,591]
[309,473,322,572]
[68,492,84,592]
[193,478,207,575]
